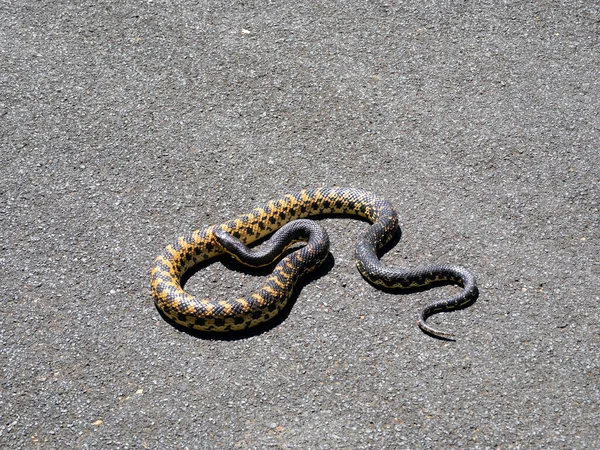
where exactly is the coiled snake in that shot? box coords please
[150,187,477,339]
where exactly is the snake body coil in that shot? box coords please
[150,187,477,339]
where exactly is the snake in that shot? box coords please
[150,187,478,339]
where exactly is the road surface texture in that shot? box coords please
[2,1,599,448]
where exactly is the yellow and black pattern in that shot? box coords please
[150,187,478,339]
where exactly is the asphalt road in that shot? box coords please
[2,1,599,448]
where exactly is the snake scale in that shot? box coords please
[150,187,477,339]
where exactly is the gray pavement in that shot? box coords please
[2,1,599,448]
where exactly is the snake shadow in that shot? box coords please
[156,220,477,341]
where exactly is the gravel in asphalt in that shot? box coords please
[1,1,599,448]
